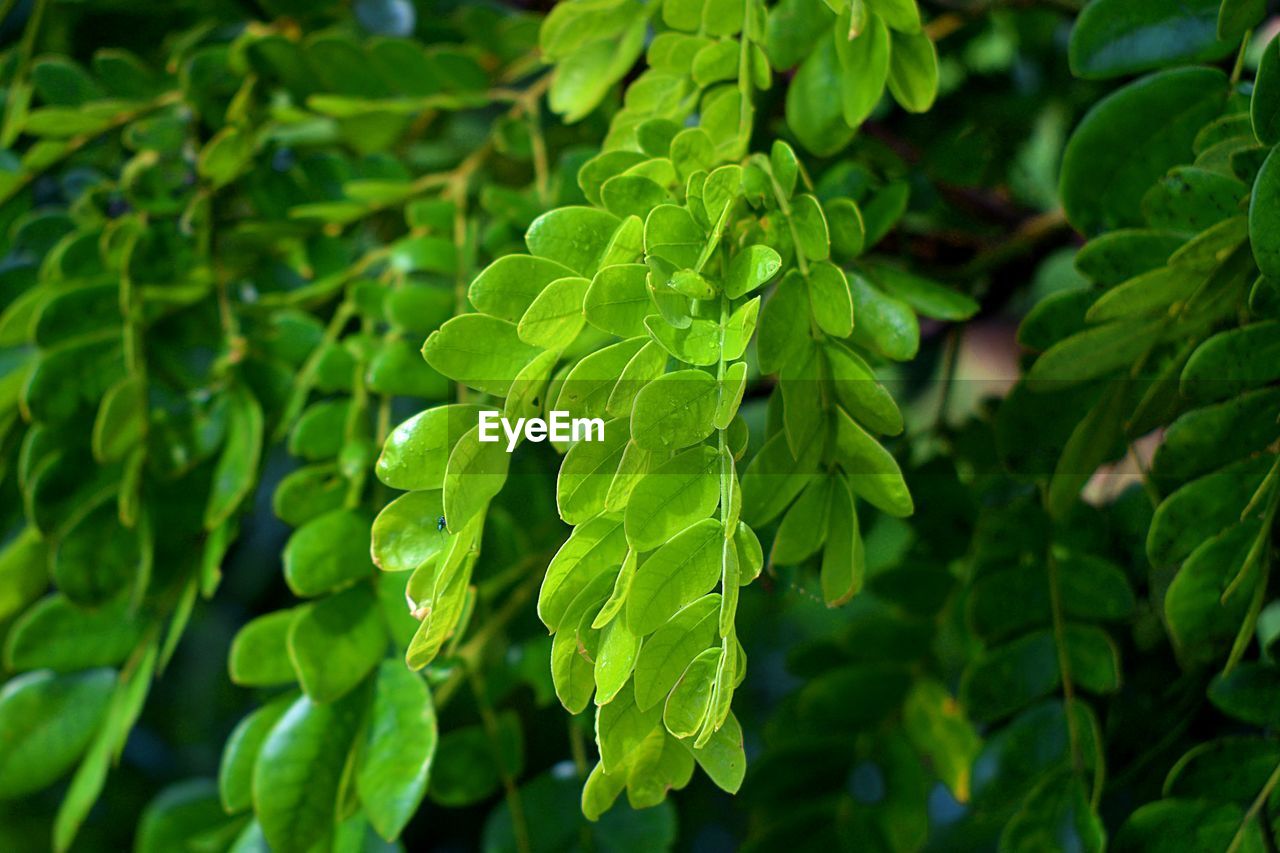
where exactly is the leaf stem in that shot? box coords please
[1046,548,1085,782]
[1231,30,1254,87]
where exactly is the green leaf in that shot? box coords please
[368,338,450,399]
[630,369,718,451]
[608,342,669,419]
[220,694,294,814]
[288,585,385,703]
[1026,318,1164,388]
[714,361,749,429]
[807,261,853,337]
[443,424,512,533]
[357,661,436,840]
[1164,522,1256,665]
[685,712,746,793]
[254,691,363,853]
[1147,455,1271,566]
[624,445,722,552]
[585,264,651,337]
[961,631,1059,722]
[50,495,140,606]
[791,194,831,262]
[771,140,800,199]
[1220,0,1266,41]
[645,204,705,270]
[742,430,821,526]
[283,509,374,597]
[0,668,115,798]
[518,276,590,351]
[53,649,155,853]
[548,17,647,122]
[1000,769,1104,853]
[1249,148,1280,280]
[725,244,782,299]
[1165,736,1280,801]
[758,271,813,373]
[91,375,146,463]
[826,342,903,435]
[423,315,542,398]
[1113,800,1263,852]
[886,30,938,114]
[1253,35,1280,145]
[229,610,297,688]
[1060,67,1228,234]
[594,618,640,705]
[1142,167,1247,234]
[557,338,649,420]
[0,528,45,624]
[835,11,890,128]
[553,572,612,713]
[580,151,648,206]
[602,174,671,220]
[558,418,630,524]
[627,518,725,635]
[848,273,919,361]
[596,683,662,773]
[1085,265,1204,322]
[205,384,263,530]
[867,0,920,32]
[539,515,629,632]
[902,679,981,804]
[4,593,141,673]
[1068,0,1232,81]
[506,349,561,422]
[735,521,764,584]
[527,207,622,277]
[24,107,114,137]
[430,712,522,807]
[772,478,832,565]
[376,404,483,492]
[198,126,254,189]
[1046,381,1129,519]
[390,235,456,275]
[469,255,579,322]
[670,128,718,182]
[1180,321,1280,403]
[663,648,719,738]
[869,264,978,321]
[968,554,1134,643]
[644,316,721,366]
[824,471,865,604]
[135,780,229,853]
[633,594,721,711]
[404,528,475,669]
[372,490,449,574]
[766,0,835,70]
[787,37,854,157]
[1154,387,1280,484]
[288,400,348,462]
[593,549,638,630]
[782,354,827,455]
[834,407,913,517]
[1208,662,1280,727]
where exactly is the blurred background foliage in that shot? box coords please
[2,0,1278,850]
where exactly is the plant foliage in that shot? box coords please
[3,0,1280,851]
